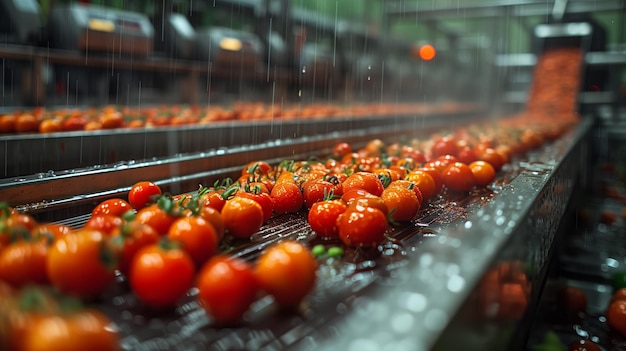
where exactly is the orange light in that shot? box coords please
[419,44,436,61]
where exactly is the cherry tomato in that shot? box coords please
[431,137,458,158]
[442,162,475,192]
[221,197,264,239]
[405,170,436,201]
[128,181,162,210]
[255,240,317,309]
[47,230,117,298]
[382,181,421,222]
[92,198,133,217]
[167,216,219,267]
[129,240,195,308]
[83,214,123,235]
[477,147,505,172]
[419,167,443,195]
[197,255,259,325]
[341,172,384,197]
[308,199,347,239]
[135,204,177,235]
[110,220,160,276]
[559,286,587,314]
[197,205,225,240]
[337,204,388,247]
[202,190,227,212]
[236,189,273,222]
[271,180,304,214]
[302,179,336,209]
[23,309,120,351]
[611,288,626,303]
[332,142,352,159]
[469,160,497,187]
[31,223,71,242]
[607,299,626,337]
[0,240,50,287]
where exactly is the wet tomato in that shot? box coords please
[236,189,273,222]
[31,223,71,242]
[469,160,497,187]
[337,204,388,247]
[47,230,117,298]
[167,216,219,267]
[302,179,336,209]
[442,162,475,192]
[128,181,162,210]
[221,197,264,239]
[270,180,304,214]
[202,189,228,212]
[307,199,347,239]
[92,198,133,217]
[341,172,384,197]
[255,240,317,309]
[419,167,443,195]
[381,181,421,222]
[83,214,123,235]
[197,255,259,325]
[129,240,195,308]
[405,170,436,201]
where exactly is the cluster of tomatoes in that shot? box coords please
[0,101,472,134]
[0,109,577,349]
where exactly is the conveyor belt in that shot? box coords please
[39,117,593,351]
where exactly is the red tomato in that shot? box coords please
[202,190,227,212]
[469,160,496,187]
[255,240,317,309]
[197,255,259,325]
[23,309,120,351]
[405,170,436,201]
[337,204,388,247]
[607,299,626,337]
[419,167,444,195]
[341,172,384,197]
[236,190,273,222]
[47,230,117,298]
[382,181,421,222]
[110,221,160,276]
[302,179,336,209]
[128,181,162,210]
[270,180,304,214]
[477,148,505,172]
[457,146,478,165]
[0,240,50,287]
[442,162,475,192]
[332,142,352,159]
[83,214,123,235]
[92,198,133,217]
[135,204,177,235]
[431,137,459,158]
[167,216,219,267]
[129,241,195,308]
[221,197,264,239]
[197,205,225,240]
[308,200,347,239]
[31,223,71,242]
